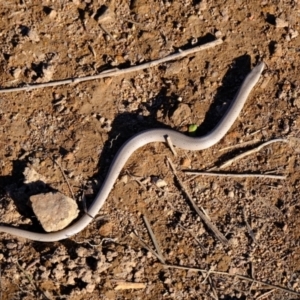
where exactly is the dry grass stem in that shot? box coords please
[142,215,166,264]
[114,282,146,290]
[0,38,223,93]
[166,157,228,245]
[99,24,115,40]
[16,262,51,300]
[210,138,288,171]
[243,209,256,243]
[164,264,300,297]
[129,232,164,263]
[166,136,177,157]
[185,171,286,180]
[53,157,75,200]
[256,289,275,299]
[218,138,260,152]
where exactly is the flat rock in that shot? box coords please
[30,192,79,232]
[171,103,191,126]
[275,17,288,28]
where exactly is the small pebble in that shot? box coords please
[86,283,96,293]
[212,182,218,190]
[180,157,191,168]
[27,28,40,42]
[199,0,207,11]
[49,10,57,19]
[6,243,17,250]
[99,222,114,237]
[228,191,234,198]
[275,17,288,28]
[13,68,22,79]
[152,178,168,188]
[215,30,222,38]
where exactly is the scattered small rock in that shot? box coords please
[215,30,222,38]
[286,28,299,41]
[41,65,55,82]
[27,28,40,42]
[49,9,57,19]
[106,251,118,262]
[12,68,22,79]
[76,247,88,257]
[96,6,115,24]
[86,283,96,293]
[180,157,191,168]
[212,182,218,190]
[120,175,128,184]
[6,243,17,250]
[228,190,234,198]
[275,17,288,28]
[30,192,79,232]
[52,264,65,280]
[171,103,191,127]
[152,177,168,188]
[199,0,207,11]
[99,221,114,237]
[23,166,47,184]
[81,270,93,283]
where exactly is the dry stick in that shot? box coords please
[243,209,256,243]
[16,262,51,300]
[114,282,146,290]
[184,171,286,180]
[209,138,288,171]
[163,264,300,297]
[256,289,275,300]
[0,39,223,93]
[129,232,164,263]
[166,136,177,157]
[208,276,219,300]
[53,157,75,200]
[142,215,166,264]
[99,23,115,40]
[166,157,229,245]
[218,138,260,152]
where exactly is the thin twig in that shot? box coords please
[256,289,275,299]
[99,24,115,40]
[218,138,260,152]
[53,157,75,200]
[177,223,206,251]
[209,138,288,171]
[0,39,223,93]
[142,215,166,264]
[166,136,177,157]
[129,232,164,263]
[184,171,286,180]
[166,157,228,245]
[16,262,51,300]
[114,282,146,290]
[163,264,300,297]
[208,276,219,300]
[243,209,256,243]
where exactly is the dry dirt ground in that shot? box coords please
[0,0,300,299]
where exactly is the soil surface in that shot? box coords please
[0,1,300,299]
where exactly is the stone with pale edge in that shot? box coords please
[30,192,79,232]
